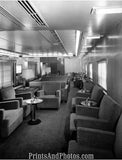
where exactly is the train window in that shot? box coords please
[98,60,107,90]
[0,62,13,88]
[89,63,93,79]
[85,64,87,74]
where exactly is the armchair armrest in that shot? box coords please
[0,109,5,122]
[36,90,44,97]
[76,118,113,131]
[61,87,68,98]
[16,92,32,100]
[2,97,23,107]
[56,90,61,103]
[0,100,20,110]
[56,90,61,97]
[76,105,99,118]
[77,127,115,150]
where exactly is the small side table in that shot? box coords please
[80,100,97,107]
[25,98,43,125]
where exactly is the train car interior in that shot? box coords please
[0,0,122,159]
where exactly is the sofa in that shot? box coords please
[0,86,32,118]
[68,112,122,159]
[36,82,61,109]
[70,94,122,139]
[71,84,105,112]
[0,100,23,138]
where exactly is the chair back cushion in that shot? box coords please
[61,82,66,88]
[83,81,94,93]
[99,95,122,130]
[0,86,16,100]
[91,85,104,106]
[43,82,61,95]
[114,113,122,158]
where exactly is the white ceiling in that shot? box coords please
[0,0,122,57]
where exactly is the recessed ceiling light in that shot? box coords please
[75,30,81,56]
[91,7,122,15]
[108,35,122,39]
[83,45,92,48]
[86,35,101,40]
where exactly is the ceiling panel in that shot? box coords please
[57,30,76,54]
[0,1,45,29]
[0,0,122,57]
[39,30,59,44]
[0,6,22,31]
[31,1,93,31]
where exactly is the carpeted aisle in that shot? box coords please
[0,82,78,159]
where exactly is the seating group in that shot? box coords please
[29,75,70,103]
[68,75,122,159]
[0,75,70,138]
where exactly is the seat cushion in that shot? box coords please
[1,108,23,137]
[68,140,114,159]
[4,108,22,126]
[0,86,16,100]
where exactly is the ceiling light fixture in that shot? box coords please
[0,49,20,57]
[108,35,122,39]
[91,7,122,15]
[82,45,92,48]
[75,30,81,56]
[86,35,101,40]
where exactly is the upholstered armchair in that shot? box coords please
[75,79,94,97]
[0,100,23,138]
[70,94,122,139]
[36,82,61,109]
[71,84,105,112]
[68,113,122,159]
[0,86,32,117]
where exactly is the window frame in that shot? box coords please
[98,59,107,90]
[89,63,93,79]
[0,61,13,88]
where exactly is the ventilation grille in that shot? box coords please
[0,6,24,28]
[18,0,46,26]
[50,30,67,54]
[18,0,67,54]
